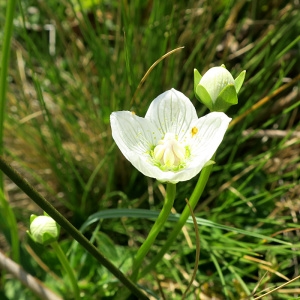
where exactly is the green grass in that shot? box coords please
[1,0,300,299]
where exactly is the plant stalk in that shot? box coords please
[51,241,80,300]
[131,183,176,282]
[0,0,19,263]
[140,158,215,278]
[0,155,149,300]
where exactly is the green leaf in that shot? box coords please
[195,84,213,111]
[234,70,246,93]
[95,232,118,262]
[78,208,291,245]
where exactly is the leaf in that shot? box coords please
[95,231,119,262]
[79,208,291,245]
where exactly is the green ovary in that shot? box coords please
[151,133,188,171]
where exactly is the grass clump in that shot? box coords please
[0,0,299,299]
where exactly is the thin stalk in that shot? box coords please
[0,0,19,263]
[0,156,149,300]
[131,183,176,282]
[0,0,16,138]
[140,158,215,278]
[51,241,80,300]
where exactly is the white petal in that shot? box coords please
[145,89,198,140]
[200,67,235,102]
[148,112,231,183]
[110,111,161,160]
[188,112,231,168]
[111,111,200,183]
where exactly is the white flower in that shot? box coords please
[110,89,231,183]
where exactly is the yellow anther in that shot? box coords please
[191,127,198,137]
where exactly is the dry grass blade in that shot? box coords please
[230,74,300,128]
[258,265,290,282]
[249,271,269,299]
[242,129,300,139]
[130,46,185,105]
[0,251,62,300]
[253,274,300,300]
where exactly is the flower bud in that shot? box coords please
[28,214,60,245]
[194,65,246,112]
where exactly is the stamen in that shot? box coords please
[152,133,187,171]
[191,127,198,137]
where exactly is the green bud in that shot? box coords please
[194,65,246,112]
[27,214,60,246]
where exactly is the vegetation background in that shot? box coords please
[0,0,299,299]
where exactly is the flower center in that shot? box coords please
[152,133,188,171]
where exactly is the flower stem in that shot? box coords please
[0,0,16,137]
[131,183,176,282]
[51,241,80,300]
[139,158,215,278]
[0,0,19,263]
[0,155,149,300]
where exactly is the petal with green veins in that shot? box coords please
[145,89,198,139]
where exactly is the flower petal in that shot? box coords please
[188,112,231,168]
[148,112,231,183]
[110,111,161,159]
[199,67,235,102]
[145,89,198,140]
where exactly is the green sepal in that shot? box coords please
[30,214,37,223]
[213,84,238,112]
[195,84,213,111]
[193,68,202,94]
[26,229,57,246]
[42,232,58,246]
[234,70,246,93]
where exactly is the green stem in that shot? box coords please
[139,158,215,278]
[51,241,80,300]
[0,0,16,136]
[0,156,149,300]
[131,183,176,282]
[0,0,19,263]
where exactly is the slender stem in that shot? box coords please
[139,158,215,278]
[51,241,80,300]
[0,0,19,263]
[131,183,176,282]
[0,156,149,300]
[0,0,16,138]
